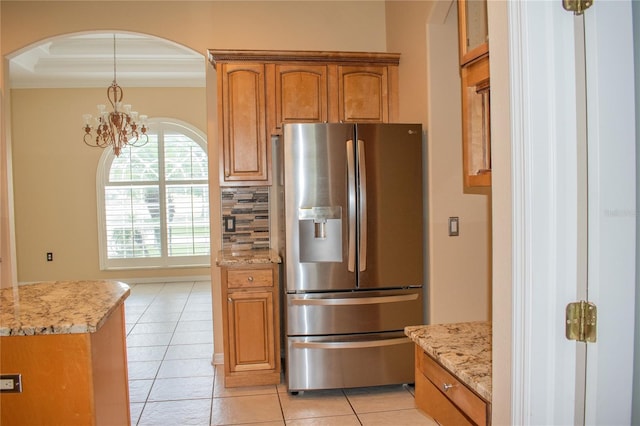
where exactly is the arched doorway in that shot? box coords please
[5,31,208,283]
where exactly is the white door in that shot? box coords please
[583,2,636,423]
[507,0,636,424]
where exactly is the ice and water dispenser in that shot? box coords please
[298,206,342,263]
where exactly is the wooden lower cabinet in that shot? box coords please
[0,304,130,426]
[221,263,281,387]
[415,346,490,426]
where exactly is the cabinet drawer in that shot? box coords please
[418,350,488,426]
[227,269,273,289]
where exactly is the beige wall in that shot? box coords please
[387,0,491,324]
[1,1,16,288]
[1,0,493,390]
[10,87,208,282]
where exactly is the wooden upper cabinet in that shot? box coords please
[336,65,389,123]
[458,0,491,190]
[273,64,328,130]
[461,56,491,188]
[458,0,489,66]
[218,63,270,185]
[209,50,400,185]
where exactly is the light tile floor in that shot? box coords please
[125,281,437,426]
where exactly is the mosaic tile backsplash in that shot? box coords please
[221,186,270,251]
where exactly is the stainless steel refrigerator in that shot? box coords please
[279,123,424,392]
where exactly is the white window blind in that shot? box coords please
[98,119,209,269]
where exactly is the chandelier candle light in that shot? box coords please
[83,34,148,157]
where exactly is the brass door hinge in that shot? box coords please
[566,301,597,342]
[562,0,593,15]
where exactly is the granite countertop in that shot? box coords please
[216,248,282,266]
[405,321,492,401]
[0,280,130,336]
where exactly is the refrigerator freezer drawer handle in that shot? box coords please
[346,139,356,272]
[357,139,367,272]
[292,337,411,350]
[290,293,419,306]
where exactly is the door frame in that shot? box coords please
[503,0,636,424]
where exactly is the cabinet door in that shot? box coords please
[461,55,491,188]
[226,290,276,372]
[274,64,328,131]
[336,65,389,123]
[219,63,270,185]
[457,0,489,66]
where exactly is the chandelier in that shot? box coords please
[83,34,148,157]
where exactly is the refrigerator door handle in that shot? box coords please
[290,293,419,306]
[291,337,411,350]
[347,139,356,272]
[357,139,367,272]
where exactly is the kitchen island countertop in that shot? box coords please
[0,280,130,336]
[216,248,282,266]
[405,321,492,401]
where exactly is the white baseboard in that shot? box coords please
[17,275,211,286]
[109,275,211,285]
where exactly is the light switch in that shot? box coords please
[0,374,22,393]
[448,217,459,236]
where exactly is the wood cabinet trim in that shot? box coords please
[209,49,401,67]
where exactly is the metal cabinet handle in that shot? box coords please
[442,383,454,392]
[247,276,254,282]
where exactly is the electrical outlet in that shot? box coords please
[223,216,236,232]
[0,374,22,393]
[46,252,53,261]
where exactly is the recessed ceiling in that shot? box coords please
[9,33,206,89]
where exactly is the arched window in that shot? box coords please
[97,118,209,269]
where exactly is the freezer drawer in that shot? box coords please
[286,289,423,336]
[286,332,415,391]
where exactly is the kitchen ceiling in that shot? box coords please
[9,33,206,89]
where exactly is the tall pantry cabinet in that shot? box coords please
[209,50,401,186]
